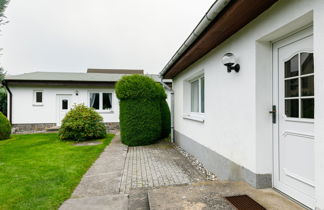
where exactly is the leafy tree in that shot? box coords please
[0,0,9,27]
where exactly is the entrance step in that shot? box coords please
[59,194,128,210]
[46,126,60,132]
[147,181,305,210]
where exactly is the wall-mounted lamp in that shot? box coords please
[222,53,240,73]
[75,90,79,96]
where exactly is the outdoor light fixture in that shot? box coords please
[75,90,79,96]
[222,53,240,73]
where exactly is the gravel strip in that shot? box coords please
[172,143,217,181]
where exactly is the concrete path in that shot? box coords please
[148,181,305,210]
[60,134,128,210]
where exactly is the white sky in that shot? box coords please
[0,0,215,75]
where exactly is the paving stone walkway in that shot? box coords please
[120,140,204,193]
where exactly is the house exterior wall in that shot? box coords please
[9,86,119,125]
[172,0,324,208]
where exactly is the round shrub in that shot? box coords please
[0,111,11,140]
[58,104,107,141]
[116,75,162,146]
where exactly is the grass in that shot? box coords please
[0,133,114,210]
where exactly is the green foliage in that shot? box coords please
[58,104,107,141]
[0,111,10,140]
[119,99,161,146]
[0,133,114,210]
[116,75,166,146]
[160,99,171,138]
[0,88,7,116]
[0,0,9,27]
[116,74,160,100]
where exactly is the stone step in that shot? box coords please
[59,194,129,210]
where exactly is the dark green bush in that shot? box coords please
[116,75,162,146]
[0,88,7,116]
[155,83,171,138]
[0,111,11,140]
[119,99,161,146]
[58,104,106,141]
[160,99,171,138]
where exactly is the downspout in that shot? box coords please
[160,0,231,76]
[159,79,175,143]
[2,81,12,124]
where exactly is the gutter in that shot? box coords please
[160,0,231,77]
[2,80,12,124]
[159,78,175,143]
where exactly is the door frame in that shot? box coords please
[56,94,72,126]
[272,26,314,208]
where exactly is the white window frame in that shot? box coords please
[182,72,205,122]
[190,75,204,114]
[88,91,113,112]
[33,90,44,106]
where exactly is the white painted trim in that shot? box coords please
[33,90,44,106]
[182,113,205,123]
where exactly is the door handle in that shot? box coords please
[269,105,276,124]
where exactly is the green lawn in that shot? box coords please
[0,133,114,210]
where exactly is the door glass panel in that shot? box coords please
[301,53,314,75]
[301,76,314,96]
[301,98,314,119]
[285,79,299,97]
[285,99,299,118]
[285,54,299,78]
[62,99,68,110]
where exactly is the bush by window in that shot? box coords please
[58,104,107,141]
[0,111,11,140]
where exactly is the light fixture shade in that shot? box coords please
[222,53,237,65]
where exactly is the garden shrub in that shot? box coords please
[155,83,171,138]
[58,104,106,141]
[0,111,11,140]
[116,75,162,146]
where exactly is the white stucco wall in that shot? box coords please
[9,86,119,124]
[172,0,324,208]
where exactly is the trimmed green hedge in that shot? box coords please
[116,75,169,146]
[58,104,107,141]
[160,99,171,138]
[119,98,161,146]
[0,111,11,140]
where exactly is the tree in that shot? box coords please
[0,0,9,27]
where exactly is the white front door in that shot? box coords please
[57,94,72,126]
[273,27,315,208]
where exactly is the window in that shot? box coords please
[190,76,205,113]
[62,99,68,110]
[33,91,43,105]
[90,92,112,111]
[284,52,314,119]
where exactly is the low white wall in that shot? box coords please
[9,86,119,124]
[172,0,324,208]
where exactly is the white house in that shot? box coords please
[3,69,172,133]
[160,0,324,209]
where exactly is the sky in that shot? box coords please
[0,0,215,75]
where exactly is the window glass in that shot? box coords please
[301,98,314,119]
[285,99,299,118]
[62,99,68,110]
[285,54,299,78]
[201,77,205,113]
[285,79,299,97]
[103,93,112,110]
[301,53,314,75]
[301,76,314,96]
[36,92,43,103]
[191,80,199,112]
[90,93,100,110]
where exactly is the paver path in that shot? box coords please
[120,140,204,193]
[60,134,205,210]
